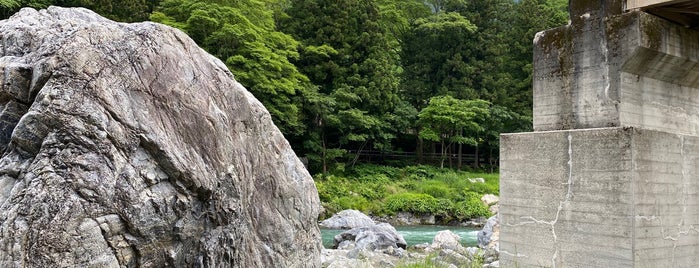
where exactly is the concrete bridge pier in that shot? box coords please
[500,0,699,267]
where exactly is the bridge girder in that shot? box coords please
[627,0,699,28]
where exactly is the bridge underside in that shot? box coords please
[629,0,699,29]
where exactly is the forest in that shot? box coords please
[0,0,568,174]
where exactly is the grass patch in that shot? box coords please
[315,164,497,220]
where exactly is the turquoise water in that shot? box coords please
[320,225,479,248]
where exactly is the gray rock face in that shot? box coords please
[428,230,463,251]
[0,7,321,267]
[319,209,375,229]
[333,223,407,250]
[477,214,499,251]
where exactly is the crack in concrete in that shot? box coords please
[636,216,699,242]
[632,136,699,264]
[500,250,528,258]
[508,134,574,268]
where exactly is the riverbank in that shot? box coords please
[370,212,489,227]
[319,210,501,267]
[320,228,500,268]
[321,247,500,268]
[321,225,480,248]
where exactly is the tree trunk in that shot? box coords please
[322,136,327,174]
[448,142,453,169]
[488,146,495,173]
[473,143,479,170]
[440,139,446,168]
[417,135,424,164]
[457,128,463,170]
[458,143,463,170]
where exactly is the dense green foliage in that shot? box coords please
[279,0,409,173]
[1,0,569,174]
[418,96,489,168]
[315,164,496,221]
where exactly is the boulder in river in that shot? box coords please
[428,230,464,252]
[0,6,321,267]
[320,209,375,229]
[333,222,407,251]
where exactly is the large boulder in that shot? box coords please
[333,223,407,250]
[0,7,321,267]
[319,209,375,229]
[428,230,464,252]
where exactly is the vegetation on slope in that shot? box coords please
[316,164,497,221]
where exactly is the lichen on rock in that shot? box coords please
[0,6,321,267]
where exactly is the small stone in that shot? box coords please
[465,247,480,258]
[468,178,485,183]
[484,260,500,268]
[438,248,470,265]
[411,242,430,251]
[480,194,499,206]
[378,259,395,268]
[337,240,356,250]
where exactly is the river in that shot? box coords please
[320,225,479,248]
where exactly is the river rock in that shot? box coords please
[477,214,500,251]
[333,223,407,251]
[485,260,500,267]
[321,249,373,268]
[468,177,485,183]
[489,203,500,215]
[0,7,321,267]
[437,248,470,265]
[481,194,500,215]
[428,230,464,252]
[320,209,375,229]
[481,194,499,206]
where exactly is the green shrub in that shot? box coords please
[334,195,371,211]
[401,165,437,180]
[433,198,454,215]
[452,193,491,219]
[314,164,498,220]
[385,193,439,214]
[314,175,351,202]
[416,180,455,199]
[350,183,384,200]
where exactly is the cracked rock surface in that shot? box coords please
[0,6,321,267]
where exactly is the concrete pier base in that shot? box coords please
[501,127,699,267]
